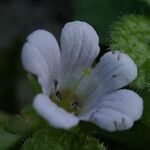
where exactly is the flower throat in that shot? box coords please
[50,79,81,115]
[50,68,90,115]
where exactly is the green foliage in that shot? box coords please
[0,111,10,127]
[5,105,46,136]
[144,0,150,5]
[4,102,150,150]
[21,129,106,150]
[74,0,150,45]
[79,120,150,150]
[3,106,106,149]
[0,128,20,150]
[139,90,150,127]
[110,15,150,90]
[27,74,42,94]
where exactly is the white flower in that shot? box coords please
[21,21,143,132]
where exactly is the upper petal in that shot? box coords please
[33,94,79,129]
[60,21,100,88]
[21,30,61,95]
[77,51,137,101]
[80,89,143,132]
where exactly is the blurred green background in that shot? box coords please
[0,0,149,113]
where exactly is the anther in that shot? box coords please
[112,74,117,78]
[112,51,115,54]
[71,100,79,109]
[53,79,62,101]
[122,118,125,124]
[53,79,58,90]
[114,120,118,130]
[122,118,126,128]
[117,53,121,60]
[55,90,62,101]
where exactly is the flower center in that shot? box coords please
[50,68,90,116]
[50,88,81,115]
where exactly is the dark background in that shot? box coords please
[0,0,73,113]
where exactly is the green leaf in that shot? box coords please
[139,90,150,128]
[5,106,106,149]
[110,15,150,90]
[27,74,41,94]
[0,128,20,150]
[79,121,150,150]
[5,105,46,136]
[0,111,10,127]
[21,129,106,150]
[74,0,150,45]
[144,0,150,5]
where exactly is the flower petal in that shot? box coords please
[21,30,61,95]
[80,89,143,131]
[60,21,100,88]
[77,51,137,101]
[33,94,79,129]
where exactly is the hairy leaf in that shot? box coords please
[21,129,106,150]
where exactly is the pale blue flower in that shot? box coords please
[21,21,143,131]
